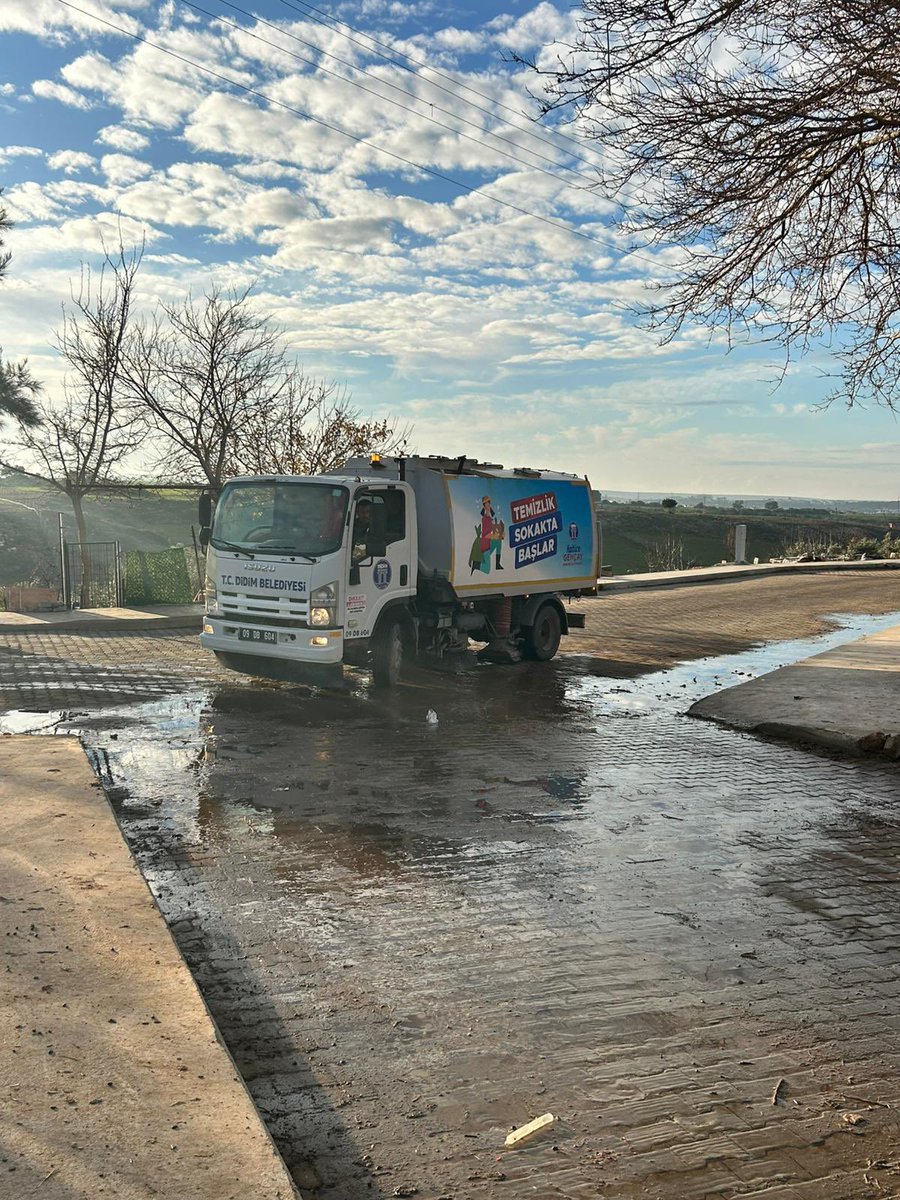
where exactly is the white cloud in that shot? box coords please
[0,82,16,96]
[10,212,163,257]
[496,3,574,53]
[99,153,153,185]
[96,124,150,151]
[48,150,97,175]
[184,91,351,171]
[112,161,315,240]
[60,35,231,130]
[3,182,68,223]
[0,145,42,166]
[0,0,146,39]
[233,160,305,183]
[32,78,93,109]
[433,27,483,53]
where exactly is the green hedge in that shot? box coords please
[123,548,198,605]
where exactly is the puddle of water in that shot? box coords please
[0,609,893,882]
[2,611,897,840]
[570,609,900,718]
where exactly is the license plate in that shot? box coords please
[238,627,277,644]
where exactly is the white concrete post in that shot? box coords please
[734,524,747,564]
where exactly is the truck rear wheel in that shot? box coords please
[522,604,562,662]
[372,616,406,688]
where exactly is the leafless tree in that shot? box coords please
[224,378,409,478]
[127,288,408,487]
[125,288,290,489]
[530,0,900,409]
[1,246,144,606]
[0,189,41,428]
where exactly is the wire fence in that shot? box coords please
[64,541,121,609]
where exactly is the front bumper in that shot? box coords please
[210,647,344,687]
[201,617,344,667]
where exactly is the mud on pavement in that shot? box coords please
[2,573,900,1200]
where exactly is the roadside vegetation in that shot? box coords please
[598,501,898,575]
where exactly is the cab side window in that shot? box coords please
[384,490,405,545]
[351,490,405,563]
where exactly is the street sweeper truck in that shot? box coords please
[199,454,598,687]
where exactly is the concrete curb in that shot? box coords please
[691,712,892,760]
[689,624,900,762]
[0,610,203,634]
[0,735,301,1199]
[599,558,900,592]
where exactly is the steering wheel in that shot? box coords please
[243,525,274,540]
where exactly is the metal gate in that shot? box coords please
[63,541,122,609]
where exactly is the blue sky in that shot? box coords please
[1,0,898,500]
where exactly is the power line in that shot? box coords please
[270,0,608,174]
[54,0,646,261]
[190,0,598,191]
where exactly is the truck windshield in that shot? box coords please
[212,482,348,557]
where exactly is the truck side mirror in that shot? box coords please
[198,490,214,551]
[366,537,387,558]
[198,491,213,527]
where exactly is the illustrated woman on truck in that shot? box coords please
[470,496,502,574]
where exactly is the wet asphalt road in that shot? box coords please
[3,599,900,1199]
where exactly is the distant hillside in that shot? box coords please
[0,474,200,586]
[599,504,894,574]
[602,490,900,515]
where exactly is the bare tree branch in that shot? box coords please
[124,288,289,488]
[529,0,900,408]
[125,289,410,487]
[224,379,410,479]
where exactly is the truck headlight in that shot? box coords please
[205,576,219,615]
[310,582,337,627]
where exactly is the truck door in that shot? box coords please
[345,486,414,642]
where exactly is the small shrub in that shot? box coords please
[780,536,836,560]
[644,535,687,572]
[847,536,880,558]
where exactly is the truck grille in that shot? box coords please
[220,588,309,627]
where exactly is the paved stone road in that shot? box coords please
[2,571,900,1200]
[0,628,228,710]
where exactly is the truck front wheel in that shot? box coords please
[522,604,562,662]
[372,616,407,688]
